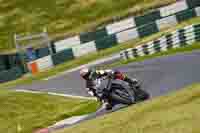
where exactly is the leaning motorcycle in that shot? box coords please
[95,76,150,106]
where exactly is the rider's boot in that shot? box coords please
[101,99,112,110]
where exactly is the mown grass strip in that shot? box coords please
[0,89,99,133]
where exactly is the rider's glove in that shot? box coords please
[86,88,95,96]
[88,90,95,96]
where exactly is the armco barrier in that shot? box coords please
[35,47,50,58]
[137,22,159,38]
[159,0,188,17]
[51,6,200,59]
[24,1,200,74]
[0,59,6,71]
[135,10,161,26]
[106,18,136,35]
[72,41,97,57]
[28,55,54,73]
[51,48,74,65]
[20,0,200,63]
[0,55,8,71]
[156,15,178,31]
[80,28,108,43]
[0,54,22,71]
[187,0,200,8]
[27,7,200,73]
[54,36,81,53]
[95,34,118,50]
[176,8,197,22]
[120,24,200,60]
[0,66,24,83]
[51,0,200,54]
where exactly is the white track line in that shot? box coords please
[52,115,89,126]
[15,89,96,100]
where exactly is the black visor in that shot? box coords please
[82,71,91,80]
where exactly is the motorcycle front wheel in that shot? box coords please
[110,86,135,105]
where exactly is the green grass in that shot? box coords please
[1,17,200,90]
[56,83,200,133]
[0,0,175,52]
[0,89,99,133]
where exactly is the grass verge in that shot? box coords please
[0,89,99,133]
[56,83,200,133]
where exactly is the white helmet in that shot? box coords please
[80,67,90,79]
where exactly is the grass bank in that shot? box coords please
[56,83,200,133]
[0,89,98,133]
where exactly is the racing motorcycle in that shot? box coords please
[95,75,150,107]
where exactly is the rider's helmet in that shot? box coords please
[80,67,91,80]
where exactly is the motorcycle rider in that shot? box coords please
[80,67,140,109]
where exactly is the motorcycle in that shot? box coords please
[95,75,150,107]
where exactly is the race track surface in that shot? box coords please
[15,50,200,131]
[15,50,200,99]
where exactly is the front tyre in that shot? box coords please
[134,88,150,101]
[110,86,135,105]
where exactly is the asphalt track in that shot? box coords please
[15,50,200,98]
[15,50,200,131]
